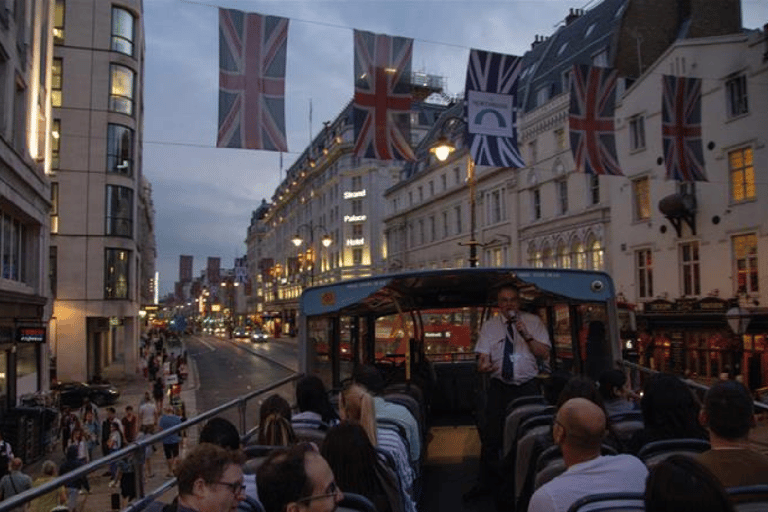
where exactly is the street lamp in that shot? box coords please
[291,221,332,285]
[726,305,751,378]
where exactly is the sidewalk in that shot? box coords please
[24,339,199,512]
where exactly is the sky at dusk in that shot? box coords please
[143,0,768,295]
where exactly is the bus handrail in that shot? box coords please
[0,372,302,512]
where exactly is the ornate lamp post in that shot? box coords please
[291,221,332,286]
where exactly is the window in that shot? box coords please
[13,80,26,152]
[588,237,604,270]
[351,224,363,238]
[589,174,600,205]
[408,191,412,206]
[729,147,755,202]
[556,179,568,215]
[429,216,435,242]
[49,246,57,297]
[629,115,645,151]
[442,211,448,238]
[52,58,62,107]
[441,174,446,190]
[105,185,133,237]
[352,248,363,265]
[536,86,550,107]
[51,119,60,169]
[419,219,424,245]
[418,186,423,202]
[50,182,59,233]
[571,241,586,269]
[531,188,541,220]
[53,0,65,44]
[636,249,653,299]
[733,234,758,294]
[554,128,565,151]
[429,181,434,196]
[556,241,569,268]
[351,176,362,190]
[725,74,748,118]
[455,205,462,234]
[104,248,130,299]
[632,177,651,221]
[592,48,608,67]
[489,248,503,267]
[1,211,28,283]
[680,241,700,296]
[489,189,504,224]
[109,64,135,115]
[454,167,461,185]
[562,70,571,93]
[542,244,552,268]
[111,7,135,56]
[351,199,363,215]
[529,140,537,164]
[107,124,133,175]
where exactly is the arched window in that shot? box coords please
[528,243,542,268]
[542,243,553,268]
[556,240,569,268]
[586,235,604,270]
[571,239,586,269]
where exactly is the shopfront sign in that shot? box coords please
[16,327,45,343]
[344,215,367,223]
[645,297,730,314]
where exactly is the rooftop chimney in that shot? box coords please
[565,8,582,25]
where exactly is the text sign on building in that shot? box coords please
[343,190,367,199]
[466,90,514,137]
[344,215,367,223]
[346,238,365,247]
[16,327,45,343]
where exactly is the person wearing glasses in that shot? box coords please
[257,443,344,512]
[176,443,246,512]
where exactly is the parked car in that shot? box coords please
[52,381,120,408]
[251,329,269,342]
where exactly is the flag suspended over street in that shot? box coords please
[662,75,706,182]
[217,8,289,152]
[353,29,415,161]
[464,49,524,168]
[569,64,622,176]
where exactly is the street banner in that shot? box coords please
[569,64,622,176]
[662,75,706,181]
[464,49,524,168]
[218,8,289,151]
[353,29,415,161]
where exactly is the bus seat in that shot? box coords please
[727,484,768,511]
[291,418,329,431]
[384,382,424,406]
[293,427,327,445]
[430,361,477,414]
[502,403,550,458]
[505,394,547,416]
[534,458,566,490]
[514,422,553,508]
[384,392,424,436]
[566,492,645,512]
[636,438,711,468]
[609,418,644,445]
[337,492,378,512]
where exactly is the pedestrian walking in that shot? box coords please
[138,392,158,433]
[122,405,138,443]
[0,457,33,512]
[82,409,100,462]
[158,406,182,477]
[107,421,125,486]
[0,431,13,480]
[29,460,67,512]
[59,406,79,454]
[153,376,165,413]
[59,446,88,512]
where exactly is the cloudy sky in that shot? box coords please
[143,0,767,295]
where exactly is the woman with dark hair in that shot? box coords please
[321,422,404,512]
[645,455,735,512]
[257,394,296,446]
[629,373,707,454]
[292,375,339,429]
[598,369,638,417]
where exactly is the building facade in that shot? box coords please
[0,0,54,410]
[50,0,145,381]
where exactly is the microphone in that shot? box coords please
[506,310,517,323]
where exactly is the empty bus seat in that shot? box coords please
[505,394,547,415]
[566,492,645,512]
[503,404,552,458]
[637,438,711,468]
[293,427,327,445]
[608,412,644,446]
[728,484,768,511]
[430,361,477,414]
[514,412,555,509]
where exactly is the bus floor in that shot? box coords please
[420,424,497,512]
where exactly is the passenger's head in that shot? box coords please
[645,455,734,512]
[352,365,385,395]
[257,443,343,512]
[259,394,292,423]
[339,384,377,447]
[176,443,246,512]
[42,460,58,476]
[258,412,297,446]
[556,375,605,410]
[701,380,755,441]
[598,369,629,401]
[554,398,606,461]
[321,422,380,503]
[9,458,22,471]
[199,417,241,451]
[641,373,705,439]
[296,376,338,424]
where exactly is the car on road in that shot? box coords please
[52,381,120,408]
[250,329,269,342]
[233,327,250,340]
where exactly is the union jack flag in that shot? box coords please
[662,75,706,181]
[569,64,622,176]
[464,49,524,168]
[353,30,415,161]
[218,9,288,151]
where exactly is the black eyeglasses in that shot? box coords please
[295,481,341,504]
[216,480,246,495]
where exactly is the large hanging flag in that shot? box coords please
[662,75,706,181]
[353,29,415,161]
[464,49,524,168]
[218,9,288,151]
[569,64,622,176]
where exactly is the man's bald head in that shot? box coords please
[556,397,606,453]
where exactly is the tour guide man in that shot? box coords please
[467,284,551,500]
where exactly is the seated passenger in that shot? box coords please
[353,365,421,463]
[696,380,768,487]
[628,373,707,454]
[292,375,339,430]
[645,454,735,512]
[175,443,246,512]
[257,443,344,512]
[527,398,648,512]
[340,384,415,508]
[321,422,405,512]
[598,369,638,418]
[257,394,297,446]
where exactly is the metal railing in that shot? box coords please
[0,372,302,512]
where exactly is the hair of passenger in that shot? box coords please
[176,443,245,496]
[644,454,735,512]
[640,373,706,439]
[296,375,339,424]
[352,364,386,395]
[556,375,605,410]
[321,422,382,502]
[598,369,627,401]
[258,413,297,446]
[339,384,378,447]
[258,393,292,435]
[256,443,317,512]
[542,370,573,405]
[199,417,241,451]
[704,380,754,440]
